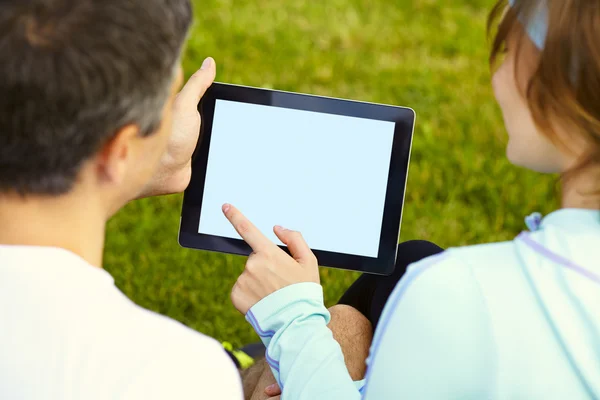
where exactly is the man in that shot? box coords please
[0,1,371,398]
[0,0,238,397]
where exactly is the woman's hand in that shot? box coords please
[222,203,320,315]
[265,383,282,398]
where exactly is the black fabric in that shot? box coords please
[338,240,443,330]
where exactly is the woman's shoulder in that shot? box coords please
[404,239,526,305]
[407,239,521,279]
[447,239,520,264]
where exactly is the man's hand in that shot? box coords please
[222,204,320,315]
[139,57,216,197]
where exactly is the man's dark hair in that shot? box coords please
[0,0,192,195]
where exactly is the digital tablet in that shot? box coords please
[179,83,415,275]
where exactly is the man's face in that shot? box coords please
[134,66,185,187]
[104,65,185,214]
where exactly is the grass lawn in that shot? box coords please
[104,0,559,347]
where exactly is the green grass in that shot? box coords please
[104,0,559,347]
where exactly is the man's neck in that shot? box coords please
[0,192,106,267]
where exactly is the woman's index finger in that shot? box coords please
[222,204,273,252]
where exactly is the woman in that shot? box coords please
[222,0,600,398]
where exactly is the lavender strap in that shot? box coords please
[518,232,600,285]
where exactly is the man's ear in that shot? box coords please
[96,125,141,186]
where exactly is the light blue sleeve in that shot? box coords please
[246,282,362,400]
[362,252,497,399]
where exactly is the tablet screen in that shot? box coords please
[197,99,395,258]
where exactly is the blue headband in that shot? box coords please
[508,0,548,49]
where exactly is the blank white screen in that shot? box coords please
[198,99,395,257]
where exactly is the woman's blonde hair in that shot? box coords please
[489,0,600,188]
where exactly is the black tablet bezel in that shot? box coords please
[179,82,415,276]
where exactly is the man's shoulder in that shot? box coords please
[0,252,243,399]
[100,287,236,367]
[120,304,243,398]
[116,297,216,345]
[83,286,243,398]
[120,312,243,399]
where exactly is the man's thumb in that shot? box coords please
[177,57,216,104]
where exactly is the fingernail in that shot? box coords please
[201,57,212,70]
[266,384,277,391]
[222,203,230,213]
[275,225,285,232]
